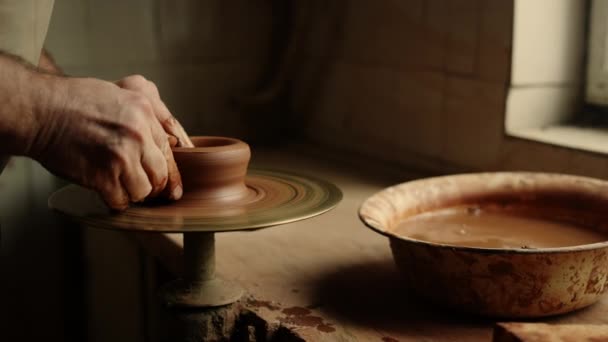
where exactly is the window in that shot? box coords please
[587,0,608,105]
[506,0,608,155]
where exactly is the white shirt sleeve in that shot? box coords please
[0,0,54,65]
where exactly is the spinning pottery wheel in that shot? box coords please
[49,136,342,308]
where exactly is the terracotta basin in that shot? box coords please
[172,136,250,203]
[359,172,608,318]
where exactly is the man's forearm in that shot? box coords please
[0,51,62,156]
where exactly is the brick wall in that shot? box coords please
[44,0,608,175]
[289,0,608,178]
[45,0,274,138]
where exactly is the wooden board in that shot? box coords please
[493,323,608,342]
[137,144,608,341]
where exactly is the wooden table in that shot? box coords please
[137,144,608,341]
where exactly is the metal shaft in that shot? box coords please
[183,232,215,282]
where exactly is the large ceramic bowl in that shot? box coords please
[359,172,608,318]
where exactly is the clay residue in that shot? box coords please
[246,298,280,311]
[538,299,564,314]
[317,323,336,333]
[585,266,603,294]
[282,306,311,316]
[281,315,323,327]
[241,300,337,336]
[280,306,335,333]
[515,273,545,308]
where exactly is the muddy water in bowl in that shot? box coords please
[359,173,608,318]
[394,205,608,249]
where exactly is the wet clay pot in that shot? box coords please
[172,136,250,203]
[359,173,608,318]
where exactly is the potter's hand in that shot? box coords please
[115,75,193,201]
[28,76,184,210]
[115,75,194,148]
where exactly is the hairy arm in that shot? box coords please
[0,51,51,155]
[0,50,188,209]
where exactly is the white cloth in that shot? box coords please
[0,0,54,64]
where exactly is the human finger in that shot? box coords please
[138,103,183,199]
[116,76,193,147]
[168,134,178,147]
[141,90,192,147]
[98,177,130,211]
[140,135,169,199]
[133,79,192,147]
[120,161,153,203]
[161,140,182,200]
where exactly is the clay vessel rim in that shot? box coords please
[172,136,248,153]
[359,171,608,254]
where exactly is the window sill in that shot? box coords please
[508,124,608,155]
